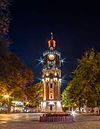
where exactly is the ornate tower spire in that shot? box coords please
[48,32,56,50]
[51,32,53,40]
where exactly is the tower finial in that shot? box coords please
[48,32,56,49]
[51,32,53,40]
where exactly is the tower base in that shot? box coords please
[41,100,63,112]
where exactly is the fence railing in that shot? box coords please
[40,115,74,122]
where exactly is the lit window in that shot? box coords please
[51,94,52,99]
[50,91,52,93]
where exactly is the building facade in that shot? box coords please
[41,33,62,112]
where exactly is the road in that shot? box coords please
[0,113,100,129]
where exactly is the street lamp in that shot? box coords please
[4,95,10,113]
[4,95,9,98]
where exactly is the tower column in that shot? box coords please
[58,81,61,100]
[43,80,46,101]
[41,33,63,112]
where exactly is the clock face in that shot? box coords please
[48,54,55,60]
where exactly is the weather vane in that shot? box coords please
[51,32,53,40]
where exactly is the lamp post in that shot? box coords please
[4,95,10,113]
[4,95,9,98]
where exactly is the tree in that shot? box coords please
[25,82,43,108]
[32,82,43,108]
[65,49,100,108]
[62,89,70,107]
[0,53,34,112]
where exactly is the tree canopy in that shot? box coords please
[25,82,43,108]
[0,53,34,112]
[63,49,100,108]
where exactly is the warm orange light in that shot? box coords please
[49,88,54,100]
[53,40,56,49]
[48,40,51,48]
[44,83,46,100]
[48,40,56,49]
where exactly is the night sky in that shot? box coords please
[9,1,100,90]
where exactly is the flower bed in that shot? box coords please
[40,113,74,122]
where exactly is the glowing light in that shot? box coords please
[57,101,61,107]
[12,101,23,106]
[48,33,56,49]
[49,101,55,105]
[46,73,49,76]
[72,111,76,115]
[60,74,68,85]
[43,97,46,100]
[37,77,43,82]
[80,107,84,112]
[55,72,57,76]
[54,77,57,81]
[48,54,55,60]
[4,95,9,98]
[37,57,43,64]
[61,58,66,64]
[59,78,61,82]
[51,79,53,82]
[43,102,46,108]
[48,40,51,48]
[71,110,77,118]
[62,104,65,107]
[53,40,56,49]
[51,32,53,39]
[26,102,29,105]
[42,79,44,82]
[46,77,49,81]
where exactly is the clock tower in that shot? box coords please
[41,33,62,112]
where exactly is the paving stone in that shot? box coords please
[0,115,100,129]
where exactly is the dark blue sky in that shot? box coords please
[9,0,100,90]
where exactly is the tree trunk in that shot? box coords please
[68,106,70,111]
[7,103,11,113]
[7,99,11,113]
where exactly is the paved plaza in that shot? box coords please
[0,113,100,129]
